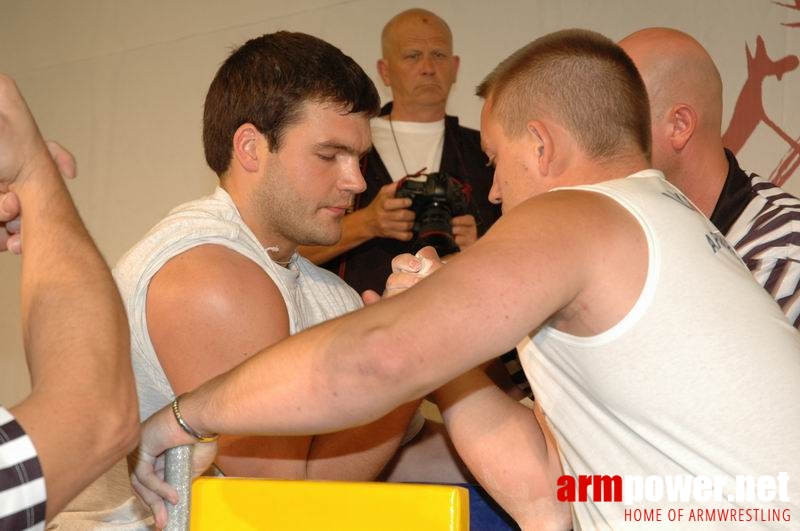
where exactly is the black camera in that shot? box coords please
[395,171,472,256]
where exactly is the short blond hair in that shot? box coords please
[477,29,651,162]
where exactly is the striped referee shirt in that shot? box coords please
[711,150,800,328]
[0,407,46,531]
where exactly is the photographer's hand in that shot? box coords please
[364,181,415,241]
[452,214,478,249]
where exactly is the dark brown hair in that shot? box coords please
[477,29,651,162]
[203,31,380,176]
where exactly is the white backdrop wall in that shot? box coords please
[1,0,798,405]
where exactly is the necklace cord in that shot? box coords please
[388,115,427,178]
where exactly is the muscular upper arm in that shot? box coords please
[147,244,310,477]
[356,190,647,396]
[147,244,289,391]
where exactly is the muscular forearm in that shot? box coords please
[9,157,138,519]
[306,401,420,480]
[298,208,375,265]
[434,370,570,530]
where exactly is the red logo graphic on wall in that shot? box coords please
[724,0,800,186]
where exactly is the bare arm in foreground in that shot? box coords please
[0,75,138,520]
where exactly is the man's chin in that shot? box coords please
[301,230,342,248]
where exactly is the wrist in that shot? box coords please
[171,394,219,443]
[8,149,61,195]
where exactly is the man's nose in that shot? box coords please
[420,54,435,75]
[341,160,367,194]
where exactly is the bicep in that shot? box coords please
[146,244,290,394]
[388,204,588,372]
[146,245,317,477]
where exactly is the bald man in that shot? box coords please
[299,8,499,296]
[298,8,512,487]
[620,27,800,327]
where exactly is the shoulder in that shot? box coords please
[497,188,646,253]
[446,115,481,141]
[750,174,800,205]
[148,244,287,322]
[145,245,291,393]
[114,191,252,276]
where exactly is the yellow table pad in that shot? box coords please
[190,477,469,530]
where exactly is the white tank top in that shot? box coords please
[519,170,800,529]
[113,186,363,420]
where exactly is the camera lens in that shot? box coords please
[417,201,460,256]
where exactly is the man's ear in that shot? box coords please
[668,104,697,152]
[527,120,553,176]
[452,55,461,82]
[232,123,261,173]
[377,58,391,87]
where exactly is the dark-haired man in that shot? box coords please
[134,29,800,530]
[127,30,417,480]
[51,31,417,529]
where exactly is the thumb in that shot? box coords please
[0,192,20,220]
[46,140,77,179]
[380,181,400,196]
[415,246,442,262]
[361,290,382,305]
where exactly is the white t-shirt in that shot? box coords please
[370,117,445,180]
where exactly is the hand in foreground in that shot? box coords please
[130,403,218,529]
[0,75,52,190]
[452,214,478,249]
[383,246,444,298]
[0,141,77,254]
[364,181,416,241]
[0,192,20,253]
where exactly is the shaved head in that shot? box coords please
[619,27,728,216]
[381,8,453,58]
[619,28,723,137]
[377,8,458,121]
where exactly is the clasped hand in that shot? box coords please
[0,141,76,254]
